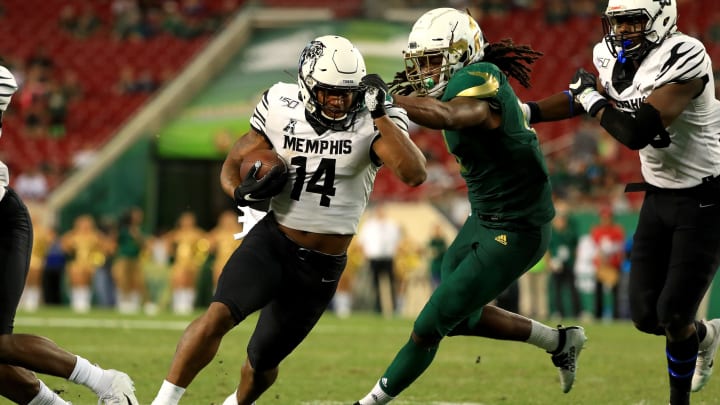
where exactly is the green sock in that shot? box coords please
[381,337,438,397]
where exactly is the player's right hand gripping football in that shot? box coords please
[568,68,607,117]
[362,73,391,119]
[233,161,288,207]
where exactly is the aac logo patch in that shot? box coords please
[494,234,507,246]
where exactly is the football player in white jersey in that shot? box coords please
[150,35,427,405]
[0,66,139,404]
[524,1,720,403]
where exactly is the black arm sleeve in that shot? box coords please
[599,103,669,150]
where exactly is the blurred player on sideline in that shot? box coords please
[0,65,139,404]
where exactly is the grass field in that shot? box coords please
[6,308,720,405]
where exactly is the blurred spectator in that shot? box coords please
[395,228,430,318]
[617,234,633,320]
[26,47,53,79]
[135,69,159,92]
[166,211,208,315]
[162,0,205,39]
[590,206,625,321]
[73,5,103,39]
[518,253,549,320]
[46,79,69,138]
[14,164,48,201]
[571,116,600,165]
[72,141,99,170]
[332,238,364,319]
[42,231,67,306]
[181,0,209,19]
[19,206,55,312]
[22,96,49,137]
[545,0,570,25]
[547,200,582,319]
[92,217,118,308]
[112,207,147,314]
[707,13,720,43]
[426,223,447,290]
[60,70,84,102]
[115,65,156,94]
[113,4,152,41]
[574,233,597,317]
[206,210,241,289]
[58,5,80,34]
[207,0,241,31]
[483,0,510,18]
[61,215,113,313]
[569,0,596,18]
[358,204,402,317]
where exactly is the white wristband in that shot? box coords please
[577,89,607,116]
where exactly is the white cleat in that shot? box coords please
[550,325,587,394]
[692,318,720,392]
[98,370,139,405]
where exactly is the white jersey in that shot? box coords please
[249,82,409,234]
[593,33,720,188]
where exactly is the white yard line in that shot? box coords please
[14,316,193,331]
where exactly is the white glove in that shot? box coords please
[0,65,18,112]
[233,205,268,240]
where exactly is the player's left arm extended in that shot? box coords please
[593,78,705,150]
[392,94,498,131]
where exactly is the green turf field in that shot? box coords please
[6,308,720,405]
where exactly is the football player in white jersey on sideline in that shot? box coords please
[150,35,426,405]
[523,1,720,404]
[0,66,139,404]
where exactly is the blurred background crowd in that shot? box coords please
[3,0,720,320]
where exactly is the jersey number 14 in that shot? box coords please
[289,156,336,207]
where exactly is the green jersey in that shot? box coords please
[441,62,554,228]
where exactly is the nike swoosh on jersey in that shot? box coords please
[569,78,582,90]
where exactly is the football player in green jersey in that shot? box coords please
[354,8,587,404]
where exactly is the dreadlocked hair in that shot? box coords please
[483,38,543,89]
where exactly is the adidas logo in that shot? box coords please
[494,234,507,245]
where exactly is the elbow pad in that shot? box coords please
[599,103,669,150]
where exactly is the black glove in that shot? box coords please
[568,68,607,117]
[388,70,414,96]
[361,73,391,119]
[234,161,288,207]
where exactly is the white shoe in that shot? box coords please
[692,318,720,392]
[98,370,139,405]
[222,391,238,405]
[550,325,587,393]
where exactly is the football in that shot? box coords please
[239,149,287,180]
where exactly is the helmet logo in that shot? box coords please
[653,0,671,7]
[300,40,326,76]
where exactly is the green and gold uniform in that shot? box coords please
[380,63,556,397]
[415,61,554,335]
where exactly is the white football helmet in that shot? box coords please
[602,0,677,62]
[298,35,366,131]
[403,8,485,98]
